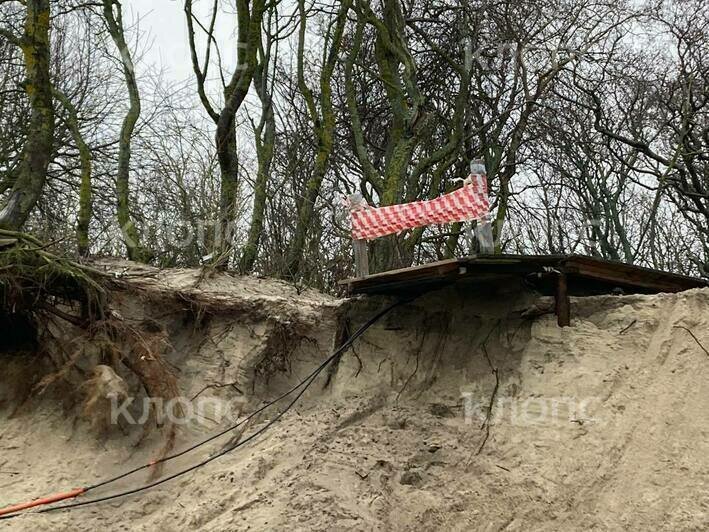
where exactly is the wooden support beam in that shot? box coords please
[555,272,570,327]
[347,192,370,279]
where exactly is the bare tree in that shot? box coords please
[53,88,93,256]
[1,0,706,285]
[184,0,267,266]
[101,0,152,262]
[239,6,280,273]
[280,0,352,279]
[339,0,474,270]
[586,1,708,273]
[0,0,54,230]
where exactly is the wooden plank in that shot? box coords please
[563,257,704,293]
[341,257,460,284]
[567,255,705,285]
[344,262,462,294]
[353,240,369,278]
[340,253,707,296]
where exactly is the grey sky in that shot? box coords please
[123,0,238,85]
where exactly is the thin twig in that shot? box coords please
[396,326,428,401]
[476,364,499,455]
[39,302,87,328]
[673,326,709,358]
[351,345,364,378]
[191,381,243,401]
[619,319,637,335]
[25,237,69,252]
[476,320,502,456]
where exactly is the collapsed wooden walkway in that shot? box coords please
[340,254,708,327]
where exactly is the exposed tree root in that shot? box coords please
[0,232,184,474]
[253,321,311,386]
[476,321,502,456]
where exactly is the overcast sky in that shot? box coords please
[122,0,238,85]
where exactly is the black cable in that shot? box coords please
[85,297,407,491]
[39,366,324,514]
[1,297,410,520]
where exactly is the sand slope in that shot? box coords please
[1,269,707,531]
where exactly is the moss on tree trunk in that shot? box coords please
[0,0,54,230]
[103,0,152,263]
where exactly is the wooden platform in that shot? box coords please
[340,254,708,326]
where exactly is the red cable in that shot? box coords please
[0,488,86,517]
[0,300,410,519]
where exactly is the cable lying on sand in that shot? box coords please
[0,298,411,520]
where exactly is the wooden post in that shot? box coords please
[348,192,370,278]
[555,272,571,327]
[353,239,369,278]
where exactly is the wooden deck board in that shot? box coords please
[340,254,707,296]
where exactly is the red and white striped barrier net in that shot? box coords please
[349,174,490,241]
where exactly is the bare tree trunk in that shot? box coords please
[346,0,468,271]
[103,0,152,263]
[284,0,352,280]
[0,0,54,230]
[240,23,276,273]
[185,0,265,268]
[53,89,93,256]
[215,121,239,261]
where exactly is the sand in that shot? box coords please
[1,265,708,531]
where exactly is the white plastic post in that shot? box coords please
[476,218,495,255]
